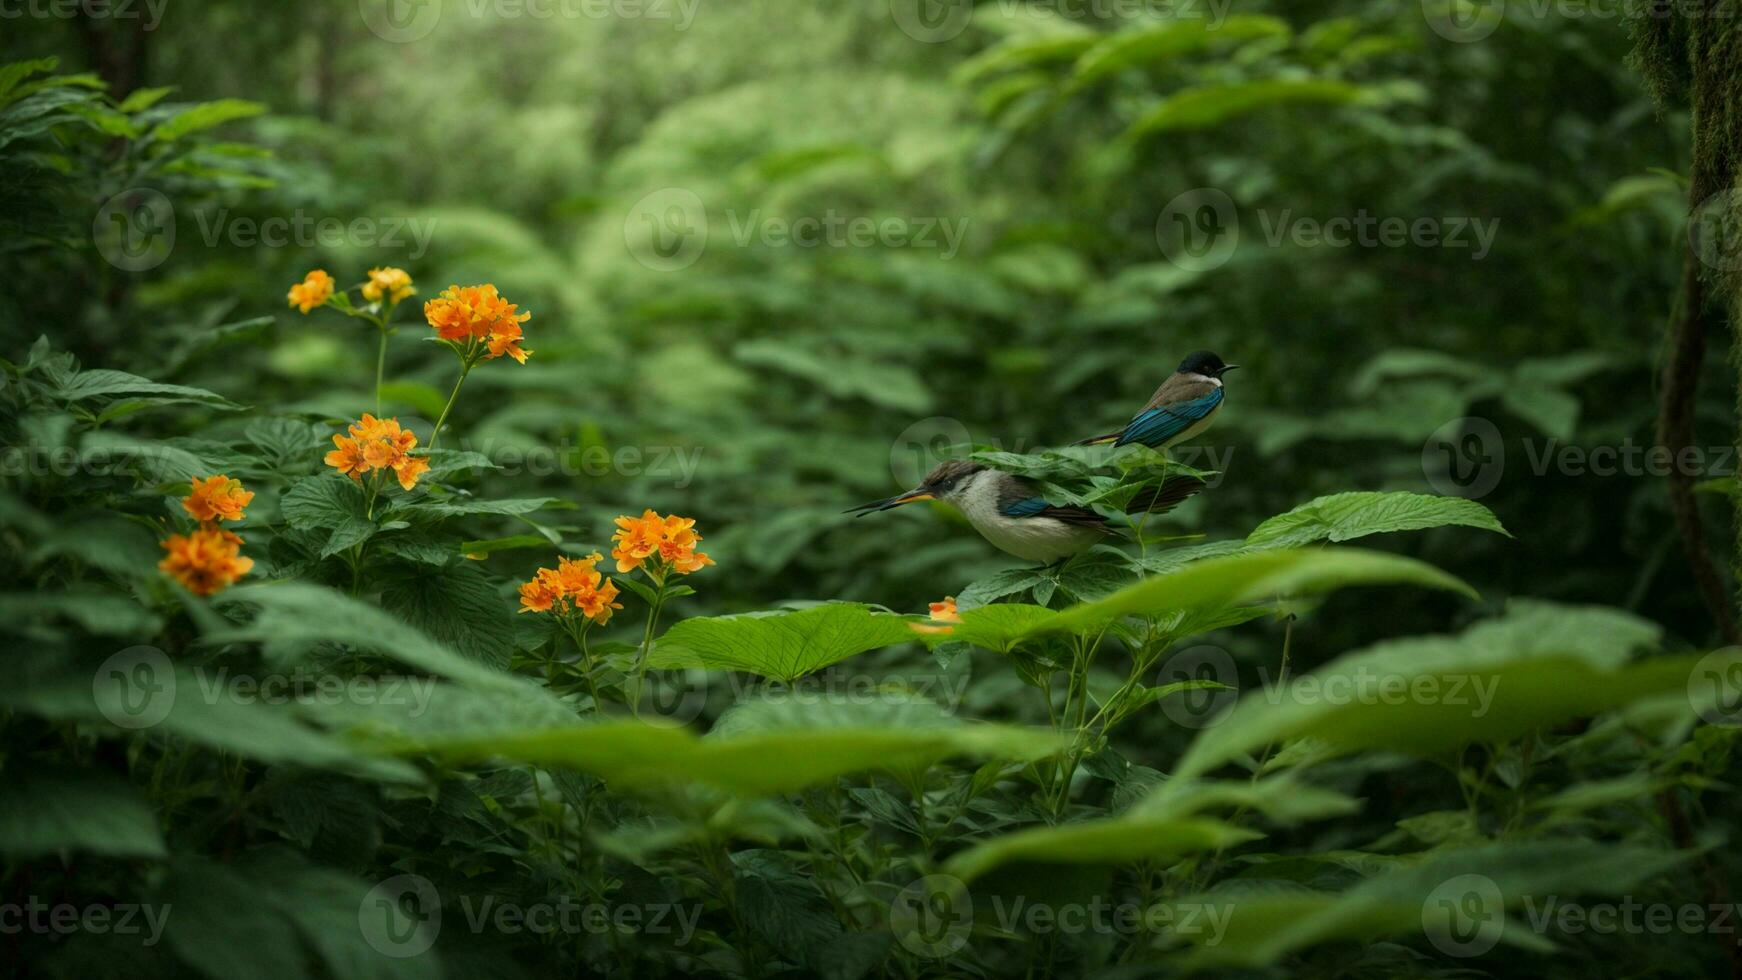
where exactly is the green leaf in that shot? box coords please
[380,563,514,670]
[117,85,175,112]
[1163,840,1688,968]
[51,369,238,408]
[3,663,417,782]
[282,474,370,531]
[1040,547,1476,638]
[0,57,59,109]
[401,496,562,518]
[0,769,166,859]
[1069,16,1291,91]
[456,534,547,556]
[912,604,1058,654]
[944,816,1259,883]
[210,582,528,692]
[149,98,265,141]
[1124,79,1372,140]
[1170,602,1704,781]
[374,718,1063,797]
[1245,492,1508,549]
[649,603,920,682]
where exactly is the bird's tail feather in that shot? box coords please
[1124,475,1206,517]
[1073,431,1122,446]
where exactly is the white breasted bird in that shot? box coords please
[847,460,1204,565]
[1075,350,1236,449]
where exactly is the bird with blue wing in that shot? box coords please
[847,459,1204,565]
[1074,350,1236,449]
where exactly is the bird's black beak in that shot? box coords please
[1219,364,1240,375]
[845,486,936,516]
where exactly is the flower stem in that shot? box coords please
[374,327,389,415]
[629,576,668,717]
[428,360,473,452]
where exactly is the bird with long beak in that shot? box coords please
[1075,350,1236,449]
[848,460,1204,565]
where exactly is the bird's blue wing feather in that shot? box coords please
[999,497,1053,518]
[1114,388,1222,447]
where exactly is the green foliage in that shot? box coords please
[2,8,1739,979]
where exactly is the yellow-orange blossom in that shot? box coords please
[423,284,532,364]
[160,474,255,595]
[518,552,623,624]
[324,413,429,491]
[610,510,713,576]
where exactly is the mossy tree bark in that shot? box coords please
[1635,3,1742,645]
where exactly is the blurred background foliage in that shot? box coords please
[1,0,1724,671]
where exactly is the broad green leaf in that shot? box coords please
[0,590,161,637]
[1124,79,1371,139]
[649,603,919,682]
[0,57,59,109]
[51,369,238,408]
[150,98,265,141]
[1171,603,1706,781]
[944,816,1259,883]
[401,495,563,518]
[1069,17,1291,91]
[281,473,369,531]
[380,563,514,669]
[457,534,547,556]
[2,663,418,782]
[117,85,175,112]
[1245,492,1508,549]
[952,31,1098,87]
[911,604,1057,654]
[375,718,1063,796]
[0,769,166,859]
[1038,547,1475,637]
[210,582,527,691]
[1164,840,1688,968]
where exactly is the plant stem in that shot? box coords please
[428,360,473,452]
[373,326,389,415]
[630,577,667,716]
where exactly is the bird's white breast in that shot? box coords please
[953,471,1104,564]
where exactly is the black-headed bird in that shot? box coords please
[847,460,1203,564]
[1074,350,1236,449]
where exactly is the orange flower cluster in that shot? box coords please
[160,528,254,596]
[911,596,960,635]
[323,414,430,491]
[610,510,714,576]
[183,474,253,523]
[518,552,623,624]
[161,473,255,595]
[287,270,335,313]
[362,267,415,305]
[423,284,532,364]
